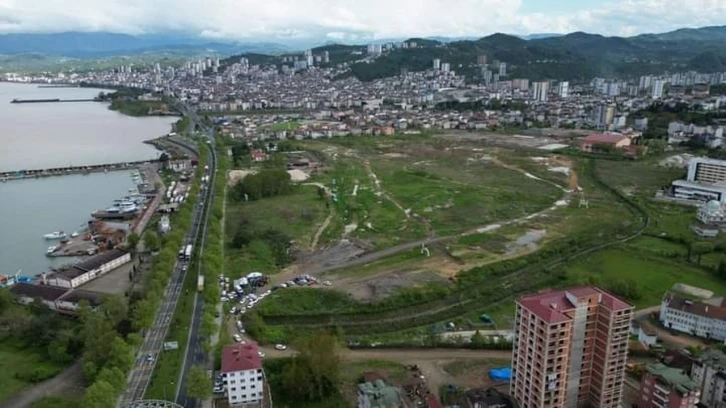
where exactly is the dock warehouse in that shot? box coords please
[44,249,131,289]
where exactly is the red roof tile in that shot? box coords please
[583,133,628,144]
[221,342,262,373]
[518,286,632,324]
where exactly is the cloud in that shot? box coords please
[0,0,723,40]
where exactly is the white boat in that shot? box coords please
[46,246,57,255]
[44,231,67,240]
[71,232,79,238]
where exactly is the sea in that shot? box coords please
[0,82,175,276]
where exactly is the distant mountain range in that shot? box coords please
[2,26,726,82]
[0,32,292,58]
[329,25,726,82]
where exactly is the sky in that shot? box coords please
[0,0,724,41]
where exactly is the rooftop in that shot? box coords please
[11,282,67,301]
[74,248,129,272]
[58,289,107,307]
[583,133,628,144]
[663,292,726,321]
[695,348,726,370]
[646,363,699,395]
[465,388,519,408]
[518,286,632,324]
[357,379,402,408]
[221,342,262,373]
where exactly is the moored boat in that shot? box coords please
[44,231,67,240]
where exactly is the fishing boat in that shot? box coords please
[71,232,79,238]
[46,246,57,255]
[44,231,67,240]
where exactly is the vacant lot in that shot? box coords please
[0,340,66,402]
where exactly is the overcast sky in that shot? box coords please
[0,0,724,40]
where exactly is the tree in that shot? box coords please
[83,380,117,408]
[186,365,213,400]
[143,231,160,252]
[96,366,127,392]
[280,331,341,402]
[691,242,714,265]
[719,259,726,280]
[127,233,140,252]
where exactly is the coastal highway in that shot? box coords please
[174,103,217,408]
[119,104,214,407]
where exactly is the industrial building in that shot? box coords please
[510,286,633,408]
[44,249,131,289]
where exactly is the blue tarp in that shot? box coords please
[489,367,512,381]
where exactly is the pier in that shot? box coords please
[10,98,98,104]
[0,160,156,181]
[37,85,81,88]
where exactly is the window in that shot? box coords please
[231,387,236,391]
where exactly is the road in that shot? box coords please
[119,105,213,407]
[173,103,217,408]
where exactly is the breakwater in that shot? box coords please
[10,98,98,104]
[0,160,155,181]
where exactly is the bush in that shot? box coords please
[16,366,60,383]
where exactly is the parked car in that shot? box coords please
[233,334,242,342]
[258,351,266,358]
[274,344,287,351]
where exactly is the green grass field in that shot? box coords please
[370,158,562,236]
[225,184,330,274]
[0,340,65,402]
[594,155,685,196]
[565,248,726,308]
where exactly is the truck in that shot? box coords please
[184,244,193,260]
[197,275,204,292]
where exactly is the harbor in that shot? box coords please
[0,159,155,181]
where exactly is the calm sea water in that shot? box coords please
[0,82,173,173]
[0,82,175,276]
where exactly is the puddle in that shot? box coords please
[506,229,547,255]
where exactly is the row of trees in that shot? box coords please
[80,139,211,406]
[232,168,293,201]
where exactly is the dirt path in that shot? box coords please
[304,182,335,251]
[1,361,84,408]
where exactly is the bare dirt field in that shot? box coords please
[435,131,568,149]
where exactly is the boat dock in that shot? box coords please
[0,160,155,182]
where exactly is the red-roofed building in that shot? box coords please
[221,342,264,406]
[511,286,633,408]
[250,149,267,162]
[580,133,631,153]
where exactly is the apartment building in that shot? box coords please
[659,292,726,342]
[221,342,264,406]
[639,363,700,408]
[692,348,726,408]
[510,286,633,408]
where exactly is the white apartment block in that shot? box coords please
[221,342,264,406]
[660,292,726,342]
[692,349,726,408]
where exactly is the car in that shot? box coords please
[230,307,237,314]
[233,334,242,342]
[214,311,220,318]
[182,265,187,272]
[274,344,287,351]
[146,354,154,362]
[258,351,266,358]
[323,280,332,286]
